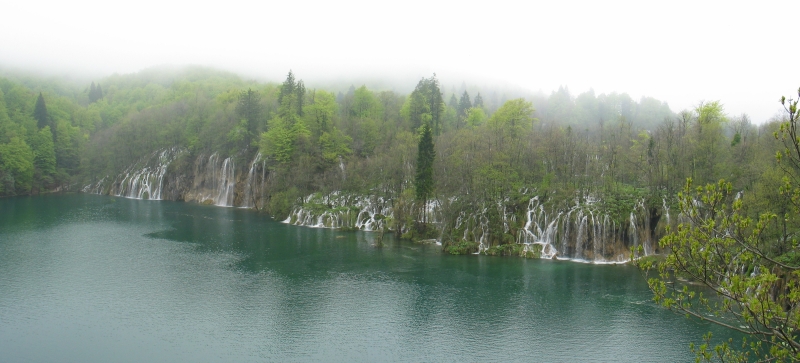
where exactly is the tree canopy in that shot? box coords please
[639,88,800,362]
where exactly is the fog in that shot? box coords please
[2,0,797,122]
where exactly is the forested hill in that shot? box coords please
[0,66,786,260]
[1,66,684,198]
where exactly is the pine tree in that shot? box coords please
[415,122,435,203]
[295,80,305,117]
[89,82,97,102]
[33,93,49,130]
[88,82,103,103]
[427,75,444,135]
[408,75,444,134]
[236,88,262,148]
[278,70,296,106]
[458,91,472,118]
[473,93,484,109]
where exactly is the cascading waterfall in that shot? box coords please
[283,191,671,263]
[514,196,655,263]
[629,212,639,253]
[242,153,262,208]
[215,157,235,206]
[284,192,393,231]
[99,147,182,200]
[191,153,235,207]
[82,176,107,195]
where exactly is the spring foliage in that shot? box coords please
[639,88,800,362]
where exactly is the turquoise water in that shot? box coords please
[0,194,738,362]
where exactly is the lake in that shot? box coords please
[0,194,738,362]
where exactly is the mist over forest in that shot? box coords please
[0,63,787,260]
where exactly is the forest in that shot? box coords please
[0,66,790,261]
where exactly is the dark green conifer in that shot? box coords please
[473,93,484,108]
[415,122,435,203]
[33,92,49,130]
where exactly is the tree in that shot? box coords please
[404,75,444,135]
[448,94,458,110]
[487,98,535,163]
[89,82,97,102]
[33,92,50,130]
[465,107,486,128]
[415,122,434,204]
[0,136,34,195]
[639,88,800,362]
[30,126,56,189]
[278,71,296,106]
[236,88,261,148]
[307,90,337,137]
[458,91,471,117]
[473,93,484,109]
[457,91,471,128]
[88,82,104,103]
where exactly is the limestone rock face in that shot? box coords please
[83,149,269,209]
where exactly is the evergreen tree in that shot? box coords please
[295,80,305,116]
[473,93,484,109]
[33,93,49,130]
[427,75,444,135]
[458,91,472,119]
[407,75,444,134]
[415,122,434,203]
[278,70,296,106]
[457,91,472,128]
[30,126,56,188]
[448,94,458,110]
[89,82,97,102]
[236,88,262,148]
[88,82,104,103]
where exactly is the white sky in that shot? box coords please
[2,0,798,122]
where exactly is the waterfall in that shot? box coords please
[574,214,587,260]
[242,153,261,208]
[103,147,182,200]
[629,212,639,254]
[214,157,235,206]
[339,155,346,180]
[284,192,663,264]
[82,176,107,195]
[284,193,394,231]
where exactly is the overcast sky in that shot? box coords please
[2,0,798,122]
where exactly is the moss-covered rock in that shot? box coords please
[445,241,479,255]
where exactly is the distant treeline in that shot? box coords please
[0,66,782,228]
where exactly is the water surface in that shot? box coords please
[0,194,737,362]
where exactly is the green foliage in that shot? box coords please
[307,90,337,136]
[33,92,50,130]
[236,88,262,148]
[415,123,434,202]
[319,127,352,168]
[0,136,34,195]
[639,88,800,362]
[445,240,479,255]
[488,98,534,136]
[405,75,444,134]
[268,187,301,219]
[261,116,310,164]
[484,243,540,258]
[465,107,486,128]
[30,126,56,188]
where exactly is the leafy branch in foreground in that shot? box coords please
[639,88,800,362]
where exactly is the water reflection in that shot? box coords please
[0,194,742,362]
